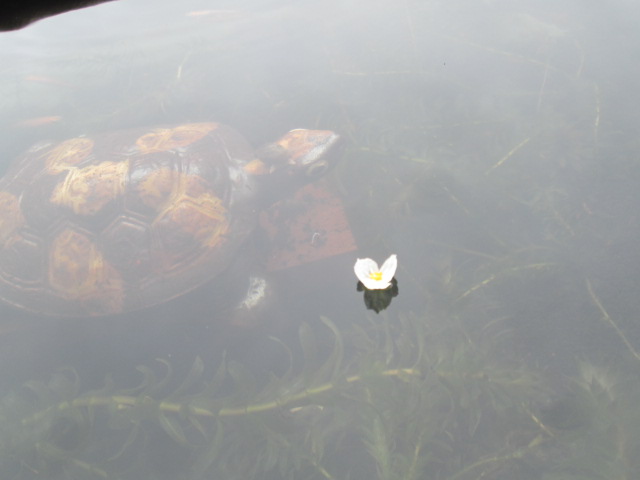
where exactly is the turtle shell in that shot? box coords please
[0,122,340,317]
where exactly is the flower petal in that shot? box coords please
[379,254,398,284]
[362,278,390,289]
[354,257,379,286]
[354,255,397,290]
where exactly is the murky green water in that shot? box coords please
[0,0,638,479]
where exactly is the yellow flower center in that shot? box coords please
[369,271,383,281]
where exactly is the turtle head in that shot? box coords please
[252,128,342,203]
[264,129,342,177]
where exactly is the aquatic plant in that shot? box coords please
[0,311,559,480]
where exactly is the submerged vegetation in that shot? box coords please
[1,302,639,480]
[0,314,544,480]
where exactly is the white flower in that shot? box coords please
[354,254,397,290]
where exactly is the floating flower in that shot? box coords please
[354,254,397,290]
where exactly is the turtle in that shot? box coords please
[0,122,341,317]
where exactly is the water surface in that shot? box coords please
[0,1,638,479]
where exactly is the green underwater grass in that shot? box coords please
[2,294,639,480]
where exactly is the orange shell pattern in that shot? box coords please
[0,122,245,316]
[44,137,94,173]
[48,228,124,314]
[50,161,129,215]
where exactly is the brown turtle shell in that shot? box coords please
[0,122,340,317]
